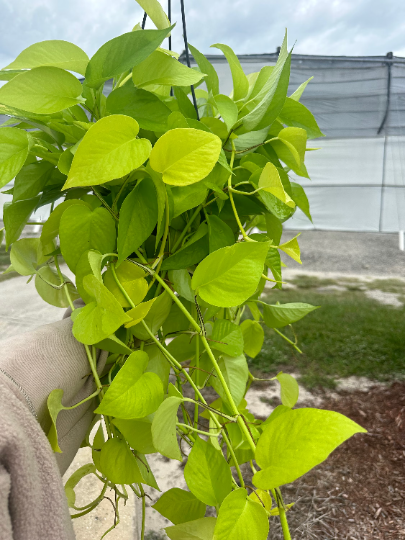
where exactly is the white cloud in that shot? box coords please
[0,0,404,68]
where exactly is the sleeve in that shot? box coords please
[0,375,75,540]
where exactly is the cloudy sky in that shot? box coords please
[1,0,405,67]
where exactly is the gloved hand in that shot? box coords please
[0,300,107,475]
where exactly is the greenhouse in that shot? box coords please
[183,51,405,233]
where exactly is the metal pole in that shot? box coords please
[400,231,405,251]
[379,136,388,232]
[179,0,199,119]
[378,53,393,232]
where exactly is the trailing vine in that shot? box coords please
[0,1,366,538]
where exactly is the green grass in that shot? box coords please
[249,276,405,389]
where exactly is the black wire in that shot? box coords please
[179,0,199,119]
[168,0,174,97]
[141,11,147,29]
[168,0,172,51]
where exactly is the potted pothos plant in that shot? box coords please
[0,0,365,538]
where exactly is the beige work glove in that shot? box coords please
[0,300,107,475]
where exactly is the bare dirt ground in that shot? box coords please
[240,381,405,540]
[140,380,405,540]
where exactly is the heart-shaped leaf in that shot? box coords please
[149,128,222,186]
[63,115,152,189]
[72,275,131,344]
[0,67,84,114]
[95,350,164,418]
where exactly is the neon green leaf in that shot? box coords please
[184,436,232,507]
[0,127,32,189]
[3,196,40,248]
[95,350,164,418]
[168,269,194,302]
[64,464,96,508]
[258,163,295,208]
[72,275,131,344]
[189,44,219,95]
[290,182,312,222]
[165,518,217,540]
[262,301,319,328]
[13,161,54,202]
[117,177,158,264]
[131,291,172,340]
[5,40,89,75]
[276,372,299,408]
[85,27,173,87]
[35,266,79,308]
[59,205,116,272]
[47,388,67,452]
[240,319,264,358]
[213,488,269,540]
[290,77,313,102]
[40,199,88,245]
[213,95,238,131]
[279,97,324,139]
[132,51,204,88]
[9,237,51,276]
[153,488,206,525]
[106,86,171,131]
[103,260,148,308]
[0,67,84,114]
[112,417,156,454]
[151,396,183,461]
[149,128,221,186]
[207,215,235,253]
[211,44,248,101]
[211,353,248,407]
[134,0,170,30]
[278,234,301,264]
[63,115,152,189]
[125,298,156,328]
[210,319,244,357]
[99,438,144,484]
[192,241,270,308]
[253,408,367,489]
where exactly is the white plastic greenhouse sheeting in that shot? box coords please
[187,53,405,232]
[287,136,405,232]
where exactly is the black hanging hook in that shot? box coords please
[179,0,200,119]
[140,1,199,118]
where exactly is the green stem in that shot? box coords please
[171,205,202,253]
[65,389,101,410]
[55,256,113,437]
[91,186,118,221]
[194,332,200,429]
[275,488,292,540]
[140,484,146,540]
[177,423,220,437]
[111,262,246,488]
[273,327,303,354]
[112,175,130,214]
[226,143,254,242]
[126,265,257,454]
